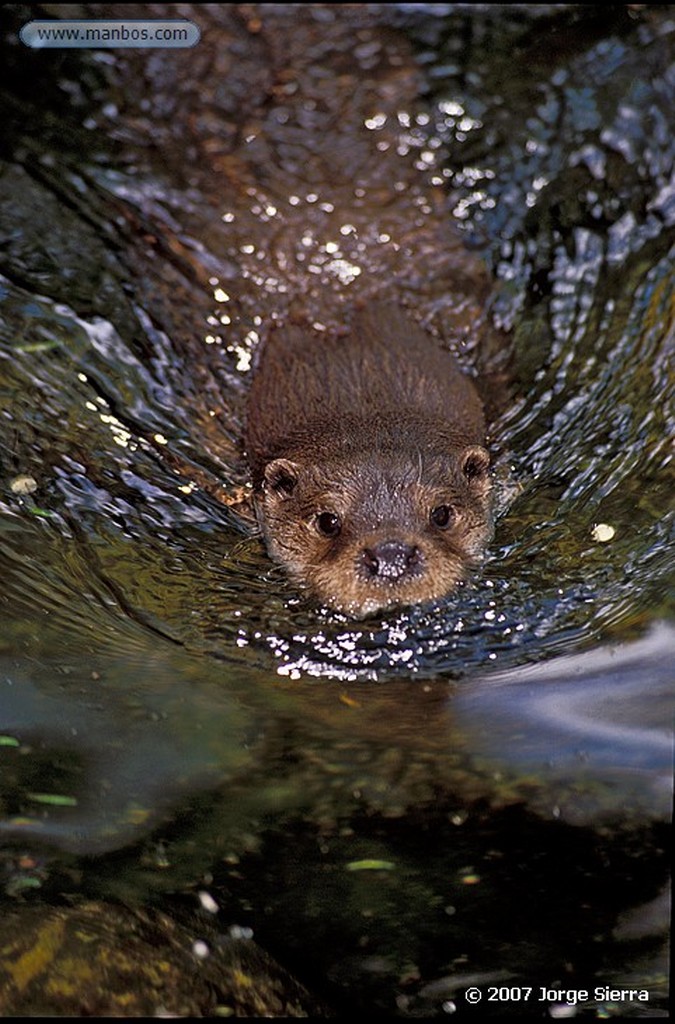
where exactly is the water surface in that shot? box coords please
[0,4,672,1016]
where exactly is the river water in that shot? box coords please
[0,4,672,1017]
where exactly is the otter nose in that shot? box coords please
[361,540,421,581]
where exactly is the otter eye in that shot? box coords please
[430,504,455,530]
[316,511,342,538]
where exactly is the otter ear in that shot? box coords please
[263,458,300,497]
[461,445,491,486]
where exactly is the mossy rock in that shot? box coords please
[0,900,328,1017]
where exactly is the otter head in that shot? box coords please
[254,444,493,617]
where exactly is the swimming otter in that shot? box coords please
[245,304,493,617]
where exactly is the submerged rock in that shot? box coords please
[0,899,329,1017]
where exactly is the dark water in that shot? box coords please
[0,3,673,1017]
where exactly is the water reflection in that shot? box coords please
[0,617,257,855]
[454,621,674,826]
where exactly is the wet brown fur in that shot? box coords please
[245,303,493,616]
